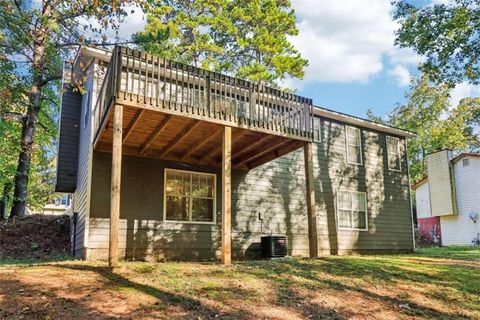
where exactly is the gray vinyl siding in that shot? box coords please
[55,87,81,192]
[71,62,96,258]
[85,116,413,260]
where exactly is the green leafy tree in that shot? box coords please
[135,0,307,87]
[0,0,144,218]
[394,0,480,85]
[369,76,480,183]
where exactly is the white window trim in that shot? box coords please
[386,136,402,172]
[163,168,217,225]
[313,117,321,142]
[336,190,368,231]
[345,126,363,165]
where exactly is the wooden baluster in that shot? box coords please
[206,72,210,117]
[161,58,166,109]
[230,77,235,122]
[168,60,173,109]
[182,63,186,112]
[155,56,160,107]
[136,50,141,104]
[124,48,128,100]
[185,65,190,113]
[212,73,217,119]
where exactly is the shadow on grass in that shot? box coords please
[237,258,475,319]
[60,263,351,319]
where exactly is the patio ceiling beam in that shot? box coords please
[246,139,305,169]
[211,130,249,163]
[181,126,223,160]
[139,115,172,154]
[235,138,291,167]
[231,135,276,164]
[158,120,202,158]
[123,109,144,144]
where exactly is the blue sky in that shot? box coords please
[116,0,479,119]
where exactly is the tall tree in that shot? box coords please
[135,0,307,87]
[369,76,480,183]
[0,0,144,218]
[394,0,480,85]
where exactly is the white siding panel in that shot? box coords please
[426,150,456,216]
[441,157,480,245]
[415,182,431,219]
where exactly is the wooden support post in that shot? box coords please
[221,126,232,265]
[304,143,318,257]
[109,104,123,267]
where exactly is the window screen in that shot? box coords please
[337,191,367,230]
[346,126,362,164]
[165,169,215,223]
[386,136,401,171]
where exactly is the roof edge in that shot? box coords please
[451,152,480,164]
[313,106,416,138]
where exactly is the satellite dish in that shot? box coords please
[469,212,479,223]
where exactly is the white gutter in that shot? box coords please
[313,106,416,138]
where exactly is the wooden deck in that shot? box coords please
[88,46,318,267]
[93,46,313,170]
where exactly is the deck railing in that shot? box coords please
[93,46,313,141]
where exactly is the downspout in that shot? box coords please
[405,138,416,251]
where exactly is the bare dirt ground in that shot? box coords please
[0,247,479,320]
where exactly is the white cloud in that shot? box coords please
[290,0,396,84]
[450,82,480,107]
[114,0,423,89]
[388,65,411,87]
[288,0,422,88]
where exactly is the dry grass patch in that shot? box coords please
[0,247,479,319]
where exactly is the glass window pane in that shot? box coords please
[338,209,352,228]
[166,171,190,196]
[192,198,214,222]
[166,196,189,221]
[356,211,367,229]
[348,146,361,163]
[347,127,360,146]
[338,192,351,210]
[352,193,366,212]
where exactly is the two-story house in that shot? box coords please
[413,150,480,246]
[56,46,415,265]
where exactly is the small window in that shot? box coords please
[463,158,469,167]
[386,136,401,171]
[336,191,368,230]
[313,117,321,142]
[164,169,216,223]
[346,126,362,165]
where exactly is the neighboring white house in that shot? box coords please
[413,150,480,246]
[28,194,72,216]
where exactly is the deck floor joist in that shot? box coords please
[95,104,306,170]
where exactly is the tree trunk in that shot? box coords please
[0,182,12,220]
[9,112,39,218]
[9,3,49,219]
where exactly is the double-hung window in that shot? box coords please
[313,117,321,142]
[337,191,368,230]
[164,169,216,223]
[346,126,362,165]
[386,136,401,171]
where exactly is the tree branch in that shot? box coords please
[1,112,25,122]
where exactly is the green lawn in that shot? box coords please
[0,247,479,319]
